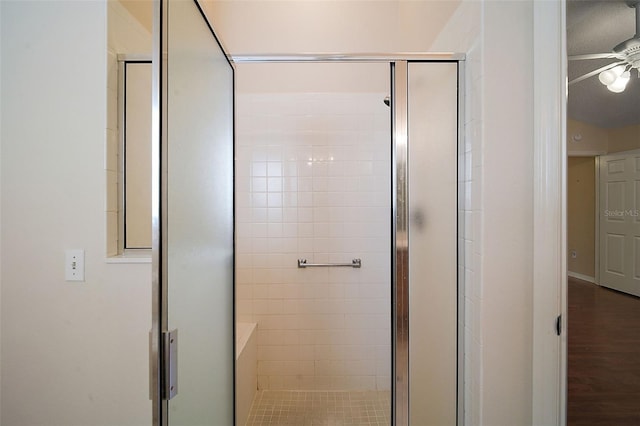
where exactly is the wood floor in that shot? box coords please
[568,277,640,426]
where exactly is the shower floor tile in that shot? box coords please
[245,390,391,426]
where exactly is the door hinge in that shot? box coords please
[555,315,562,336]
[163,329,178,400]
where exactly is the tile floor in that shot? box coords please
[245,390,391,426]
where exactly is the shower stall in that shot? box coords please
[150,1,463,425]
[235,62,393,426]
[233,58,461,426]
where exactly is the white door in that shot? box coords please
[599,149,640,297]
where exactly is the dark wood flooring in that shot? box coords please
[568,277,640,425]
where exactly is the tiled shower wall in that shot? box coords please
[236,92,391,391]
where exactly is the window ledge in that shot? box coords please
[106,250,152,264]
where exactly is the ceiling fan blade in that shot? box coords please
[569,53,622,61]
[569,61,626,85]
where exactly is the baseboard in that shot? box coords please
[568,271,596,284]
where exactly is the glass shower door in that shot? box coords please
[151,0,234,425]
[406,61,458,425]
[392,60,459,426]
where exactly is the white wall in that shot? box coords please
[430,1,536,425]
[0,2,151,424]
[481,4,534,424]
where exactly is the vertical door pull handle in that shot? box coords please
[163,329,178,400]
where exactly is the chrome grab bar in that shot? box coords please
[297,258,362,268]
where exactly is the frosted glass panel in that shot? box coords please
[166,0,234,424]
[407,62,457,425]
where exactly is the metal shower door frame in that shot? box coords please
[232,53,465,426]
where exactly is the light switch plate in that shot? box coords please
[65,249,85,282]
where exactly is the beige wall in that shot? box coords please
[567,118,608,155]
[567,157,596,279]
[608,124,640,153]
[567,119,640,155]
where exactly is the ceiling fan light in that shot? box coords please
[607,84,626,93]
[599,69,618,85]
[606,70,631,93]
[612,65,626,75]
[599,65,626,86]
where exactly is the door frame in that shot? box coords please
[532,0,568,425]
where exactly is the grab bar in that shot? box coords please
[297,258,362,268]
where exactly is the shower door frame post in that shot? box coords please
[391,60,409,426]
[150,0,167,424]
[391,59,464,426]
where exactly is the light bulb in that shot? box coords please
[607,70,631,93]
[599,69,618,85]
[599,65,626,86]
[607,84,625,93]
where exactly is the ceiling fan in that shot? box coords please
[569,0,640,93]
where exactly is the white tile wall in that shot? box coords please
[236,92,391,391]
[464,39,483,426]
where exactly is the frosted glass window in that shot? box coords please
[407,61,458,425]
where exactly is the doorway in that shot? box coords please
[566,151,640,425]
[566,1,640,423]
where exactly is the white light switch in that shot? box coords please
[65,249,85,282]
